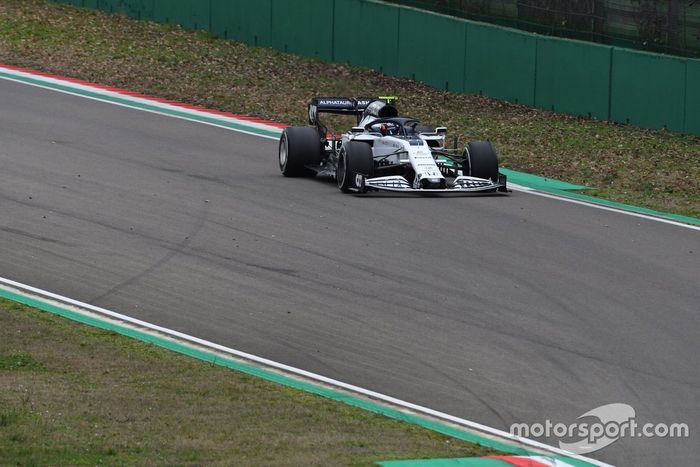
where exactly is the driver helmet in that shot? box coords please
[380,122,398,136]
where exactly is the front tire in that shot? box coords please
[337,141,374,193]
[279,126,322,177]
[462,141,499,182]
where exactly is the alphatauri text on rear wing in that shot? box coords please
[308,96,396,125]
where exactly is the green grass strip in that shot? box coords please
[503,170,700,226]
[501,168,700,226]
[500,168,588,191]
[0,285,553,459]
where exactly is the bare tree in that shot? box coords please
[667,0,681,47]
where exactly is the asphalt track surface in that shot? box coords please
[1,78,698,466]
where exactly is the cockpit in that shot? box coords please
[364,117,423,139]
[358,100,439,146]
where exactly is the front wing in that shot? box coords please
[355,174,508,194]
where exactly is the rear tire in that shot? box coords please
[462,141,499,182]
[337,142,374,193]
[279,126,322,177]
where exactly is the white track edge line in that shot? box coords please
[509,183,700,231]
[0,66,284,133]
[0,67,632,466]
[0,73,280,140]
[1,66,698,232]
[0,276,610,466]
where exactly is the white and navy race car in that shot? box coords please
[278,96,507,194]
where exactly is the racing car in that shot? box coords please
[278,96,508,194]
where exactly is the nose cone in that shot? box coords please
[420,178,447,189]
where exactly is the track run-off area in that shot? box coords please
[0,65,698,466]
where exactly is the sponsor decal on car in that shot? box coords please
[318,99,353,107]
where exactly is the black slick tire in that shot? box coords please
[279,126,322,177]
[337,141,374,193]
[462,141,499,182]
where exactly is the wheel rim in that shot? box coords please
[337,152,346,188]
[279,134,288,169]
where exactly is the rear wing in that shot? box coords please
[308,96,397,125]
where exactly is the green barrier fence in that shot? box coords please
[334,0,401,75]
[210,0,271,46]
[686,60,700,136]
[396,8,467,93]
[466,22,536,106]
[95,1,153,20]
[153,0,209,31]
[610,48,687,132]
[270,0,334,60]
[535,37,611,120]
[49,0,700,137]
